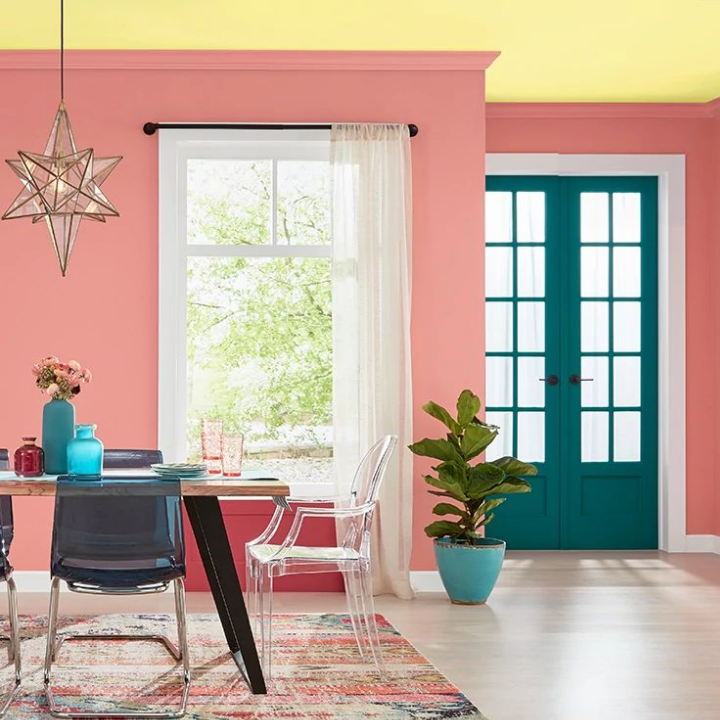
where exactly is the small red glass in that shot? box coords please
[201,419,223,475]
[14,437,45,477]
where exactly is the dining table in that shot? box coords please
[0,468,291,695]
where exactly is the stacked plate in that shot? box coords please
[151,462,208,478]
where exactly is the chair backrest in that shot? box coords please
[350,435,398,506]
[342,435,397,556]
[0,450,12,565]
[103,449,163,469]
[51,476,184,587]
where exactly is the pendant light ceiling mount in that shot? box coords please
[2,0,121,277]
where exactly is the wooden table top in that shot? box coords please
[0,469,290,497]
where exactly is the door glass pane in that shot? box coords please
[581,247,609,297]
[517,412,544,462]
[486,302,513,352]
[614,357,641,407]
[581,193,609,243]
[581,356,609,407]
[581,411,609,462]
[518,357,545,408]
[613,193,641,243]
[486,247,514,297]
[517,302,545,352]
[517,192,545,243]
[613,247,641,297]
[517,247,545,297]
[485,411,513,461]
[486,357,513,407]
[486,192,513,243]
[614,411,641,461]
[613,302,641,352]
[581,302,609,352]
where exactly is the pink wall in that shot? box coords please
[0,52,491,573]
[486,106,719,536]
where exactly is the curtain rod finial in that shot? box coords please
[143,122,158,136]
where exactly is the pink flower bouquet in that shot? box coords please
[32,356,92,401]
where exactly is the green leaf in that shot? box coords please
[424,520,466,539]
[456,390,481,428]
[489,456,538,477]
[477,513,496,528]
[492,475,533,496]
[424,475,468,503]
[408,438,464,464]
[422,401,461,435]
[432,502,469,519]
[461,423,498,460]
[466,463,505,499]
[471,497,506,524]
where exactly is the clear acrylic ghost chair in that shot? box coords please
[0,451,20,717]
[246,435,397,681]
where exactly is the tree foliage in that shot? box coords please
[186,160,332,455]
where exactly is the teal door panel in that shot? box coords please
[485,177,562,549]
[485,176,658,550]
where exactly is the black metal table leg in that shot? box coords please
[184,495,267,694]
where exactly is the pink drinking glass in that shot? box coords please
[201,419,224,475]
[222,434,244,477]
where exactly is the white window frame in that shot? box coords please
[158,128,333,498]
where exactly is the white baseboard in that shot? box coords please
[683,534,720,554]
[410,571,444,593]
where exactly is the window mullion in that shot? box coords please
[271,158,278,245]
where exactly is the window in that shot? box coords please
[159,130,334,496]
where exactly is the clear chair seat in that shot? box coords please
[248,544,360,563]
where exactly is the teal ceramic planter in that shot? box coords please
[42,398,75,475]
[434,537,506,605]
[67,424,104,476]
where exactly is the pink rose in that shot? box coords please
[44,356,59,364]
[83,368,93,382]
[68,360,81,371]
[46,383,59,396]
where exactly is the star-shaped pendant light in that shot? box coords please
[2,0,121,276]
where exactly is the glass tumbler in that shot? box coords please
[222,434,244,477]
[201,419,224,475]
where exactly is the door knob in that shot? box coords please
[569,374,593,385]
[539,375,559,386]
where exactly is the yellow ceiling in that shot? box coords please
[3,0,720,102]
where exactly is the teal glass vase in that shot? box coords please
[42,398,76,474]
[67,424,104,477]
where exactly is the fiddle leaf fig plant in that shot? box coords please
[409,389,537,544]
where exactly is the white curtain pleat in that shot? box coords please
[330,124,415,600]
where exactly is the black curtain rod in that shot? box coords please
[143,122,419,137]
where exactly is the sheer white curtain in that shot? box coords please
[330,124,415,600]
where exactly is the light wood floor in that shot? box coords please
[14,551,720,720]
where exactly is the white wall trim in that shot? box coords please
[410,571,445,593]
[683,535,720,554]
[487,153,687,553]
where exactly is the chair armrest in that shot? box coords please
[259,502,376,563]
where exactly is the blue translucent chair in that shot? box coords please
[44,475,190,719]
[246,435,397,681]
[0,450,20,717]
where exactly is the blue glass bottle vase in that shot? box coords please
[67,424,104,477]
[42,398,76,474]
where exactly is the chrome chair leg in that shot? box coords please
[0,577,21,718]
[44,576,191,719]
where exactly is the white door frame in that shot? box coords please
[486,154,687,552]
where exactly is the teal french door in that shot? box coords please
[485,176,658,550]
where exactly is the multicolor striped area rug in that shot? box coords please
[0,613,487,719]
